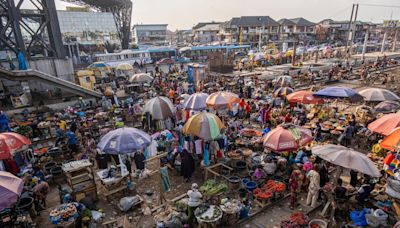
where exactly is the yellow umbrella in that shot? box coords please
[182,112,224,140]
[116,63,134,71]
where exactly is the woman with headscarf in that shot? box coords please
[289,164,304,209]
[181,149,195,182]
[187,183,202,225]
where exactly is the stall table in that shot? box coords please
[62,160,97,201]
[96,168,129,200]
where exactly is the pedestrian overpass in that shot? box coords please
[0,68,102,99]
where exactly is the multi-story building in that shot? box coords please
[278,18,316,46]
[57,9,119,44]
[176,30,193,45]
[220,16,280,45]
[132,24,168,46]
[316,19,380,45]
[192,22,222,44]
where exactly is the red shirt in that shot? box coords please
[245,104,251,114]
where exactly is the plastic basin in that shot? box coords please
[245,181,257,192]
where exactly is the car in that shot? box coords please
[156,58,175,65]
[175,57,191,63]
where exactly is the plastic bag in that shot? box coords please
[350,209,369,226]
[373,209,388,225]
[91,210,103,222]
[388,177,400,192]
[385,185,400,200]
[365,214,380,227]
[118,196,140,212]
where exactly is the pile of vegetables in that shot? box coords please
[253,180,286,200]
[199,180,228,196]
[280,212,310,227]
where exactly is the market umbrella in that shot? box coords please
[183,92,209,110]
[129,73,154,83]
[286,90,324,104]
[116,63,134,71]
[97,127,151,154]
[359,88,400,102]
[374,101,400,113]
[274,86,294,97]
[314,86,363,102]
[263,124,313,152]
[0,171,23,210]
[252,53,266,61]
[380,128,400,151]
[87,62,111,70]
[275,76,293,87]
[0,133,31,160]
[182,112,224,140]
[206,91,240,109]
[368,113,400,136]
[312,144,381,177]
[143,96,176,120]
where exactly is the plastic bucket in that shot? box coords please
[308,219,327,228]
[16,197,34,212]
[245,181,257,192]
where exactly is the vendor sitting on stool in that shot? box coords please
[355,178,372,205]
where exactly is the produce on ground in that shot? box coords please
[199,180,228,196]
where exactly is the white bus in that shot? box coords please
[93,50,152,67]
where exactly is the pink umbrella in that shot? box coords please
[263,125,313,152]
[0,171,23,210]
[368,113,400,136]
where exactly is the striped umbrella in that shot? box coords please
[182,112,224,140]
[206,91,240,109]
[183,92,209,110]
[87,61,111,70]
[97,127,151,154]
[274,87,294,97]
[143,96,176,120]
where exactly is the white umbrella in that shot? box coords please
[312,144,381,177]
[183,92,209,110]
[129,73,154,83]
[143,96,176,120]
[359,88,400,101]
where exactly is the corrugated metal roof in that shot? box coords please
[289,18,316,26]
[225,16,279,27]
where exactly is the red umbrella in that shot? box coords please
[368,113,400,136]
[286,90,324,104]
[263,125,313,152]
[0,133,31,160]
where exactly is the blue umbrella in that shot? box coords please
[313,86,363,102]
[97,127,151,154]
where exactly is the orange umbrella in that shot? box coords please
[206,91,240,109]
[380,128,400,151]
[368,113,400,136]
[286,90,324,104]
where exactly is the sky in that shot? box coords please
[49,0,400,30]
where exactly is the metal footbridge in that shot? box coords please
[0,68,102,98]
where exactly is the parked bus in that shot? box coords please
[179,45,251,61]
[148,47,177,62]
[93,50,152,67]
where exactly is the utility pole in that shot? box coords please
[362,29,369,61]
[349,4,359,55]
[344,4,355,57]
[381,31,387,53]
[392,28,398,52]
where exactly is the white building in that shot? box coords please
[132,24,168,46]
[192,22,221,44]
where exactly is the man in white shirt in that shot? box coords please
[187,183,202,225]
[306,167,320,207]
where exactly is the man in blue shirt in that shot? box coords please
[66,130,78,154]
